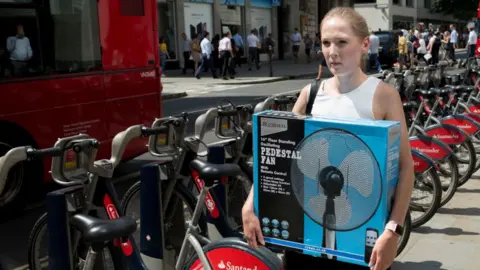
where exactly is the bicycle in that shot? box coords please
[121,105,256,241]
[9,125,282,270]
[25,125,199,270]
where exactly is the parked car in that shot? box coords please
[374,30,403,69]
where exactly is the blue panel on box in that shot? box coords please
[253,111,400,267]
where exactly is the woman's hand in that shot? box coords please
[369,230,398,270]
[242,205,264,249]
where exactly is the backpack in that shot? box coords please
[306,79,321,115]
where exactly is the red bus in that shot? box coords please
[0,0,162,212]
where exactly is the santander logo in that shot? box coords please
[413,147,440,154]
[457,124,473,129]
[414,161,420,167]
[218,260,258,270]
[432,134,459,139]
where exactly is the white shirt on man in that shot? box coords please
[7,36,32,61]
[247,34,259,48]
[369,34,380,54]
[218,37,232,51]
[468,30,477,45]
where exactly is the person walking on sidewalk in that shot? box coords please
[242,7,414,270]
[304,33,313,63]
[368,29,382,73]
[466,25,477,59]
[448,24,458,62]
[181,33,192,74]
[233,31,244,67]
[159,37,168,77]
[247,30,261,71]
[219,32,234,80]
[195,31,218,79]
[291,28,301,63]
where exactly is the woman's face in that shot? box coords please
[321,16,369,76]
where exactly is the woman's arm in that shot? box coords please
[292,84,310,115]
[378,83,414,224]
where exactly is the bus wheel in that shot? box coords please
[0,134,32,215]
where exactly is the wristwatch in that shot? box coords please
[385,221,404,237]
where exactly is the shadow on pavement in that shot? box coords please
[393,260,448,270]
[436,207,480,217]
[455,187,480,193]
[414,226,479,236]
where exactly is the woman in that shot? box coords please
[190,35,202,75]
[159,37,168,76]
[416,32,427,62]
[242,7,414,270]
[442,31,451,61]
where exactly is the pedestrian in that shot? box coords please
[416,32,427,63]
[291,28,301,63]
[190,35,202,75]
[426,32,441,65]
[304,33,313,63]
[181,33,192,74]
[368,29,382,73]
[218,32,234,80]
[233,31,244,68]
[242,7,414,270]
[314,33,321,60]
[195,31,218,79]
[466,25,477,59]
[448,24,458,62]
[442,31,451,61]
[159,37,168,76]
[247,30,261,70]
[397,32,408,69]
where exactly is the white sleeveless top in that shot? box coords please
[307,77,381,120]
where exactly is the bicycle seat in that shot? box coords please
[402,101,418,109]
[438,87,453,97]
[190,159,241,184]
[414,89,436,98]
[393,72,404,78]
[452,85,466,93]
[70,214,137,243]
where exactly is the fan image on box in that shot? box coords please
[290,128,382,261]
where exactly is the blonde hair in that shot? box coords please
[320,7,370,71]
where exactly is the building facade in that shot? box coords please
[354,0,462,32]
[160,0,357,68]
[159,0,281,69]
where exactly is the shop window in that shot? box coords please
[406,0,413,7]
[392,0,400,5]
[120,0,145,16]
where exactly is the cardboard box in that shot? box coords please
[253,111,401,267]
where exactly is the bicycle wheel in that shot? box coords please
[28,213,125,270]
[435,155,459,207]
[121,180,207,266]
[410,167,442,228]
[451,140,476,187]
[396,209,412,257]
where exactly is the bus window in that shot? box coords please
[47,0,102,74]
[0,0,102,80]
[0,8,38,79]
[120,0,145,16]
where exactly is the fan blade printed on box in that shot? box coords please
[290,129,382,257]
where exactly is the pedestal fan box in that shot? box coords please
[252,111,401,267]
